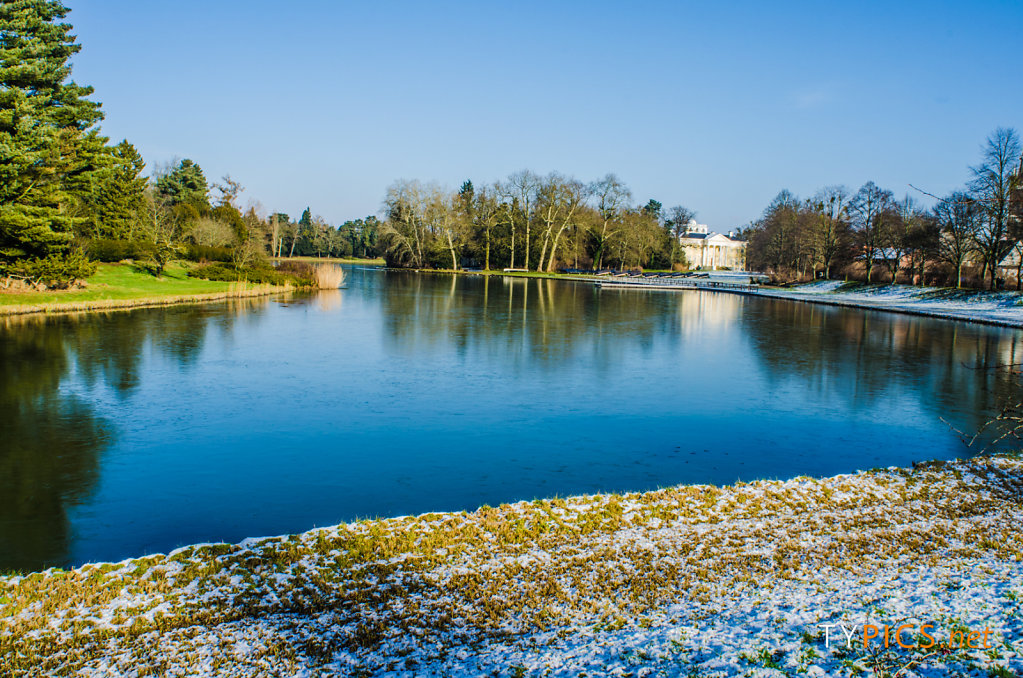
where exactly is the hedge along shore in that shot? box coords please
[1,455,1021,677]
[0,283,290,318]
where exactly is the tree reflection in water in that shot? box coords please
[740,299,1023,449]
[0,299,267,572]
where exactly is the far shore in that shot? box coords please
[396,266,1023,329]
[6,259,1023,328]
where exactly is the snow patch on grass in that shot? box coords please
[1,456,1021,676]
[768,282,1023,326]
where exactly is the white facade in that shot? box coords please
[678,220,747,270]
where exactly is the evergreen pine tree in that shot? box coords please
[88,141,147,240]
[155,159,210,211]
[0,0,104,272]
[299,207,313,230]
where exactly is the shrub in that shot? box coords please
[188,263,314,287]
[84,239,156,263]
[276,260,316,279]
[182,244,234,263]
[187,262,241,282]
[11,251,97,288]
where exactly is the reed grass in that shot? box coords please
[313,263,346,289]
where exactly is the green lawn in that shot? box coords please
[0,262,255,308]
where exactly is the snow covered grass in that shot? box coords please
[764,281,1023,327]
[2,455,1022,676]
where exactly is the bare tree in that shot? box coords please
[666,205,696,265]
[935,192,980,289]
[213,175,244,209]
[588,173,632,270]
[141,188,175,244]
[879,195,922,284]
[268,213,284,258]
[475,185,500,271]
[970,127,1022,290]
[432,189,466,270]
[504,170,538,270]
[381,179,431,268]
[849,181,894,283]
[809,186,849,279]
[187,217,235,248]
[762,190,801,274]
[543,177,588,272]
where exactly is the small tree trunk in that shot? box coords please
[524,223,531,271]
[447,232,458,270]
[509,212,515,269]
[485,223,491,271]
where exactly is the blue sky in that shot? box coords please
[68,0,1022,228]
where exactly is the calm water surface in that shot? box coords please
[2,266,1021,571]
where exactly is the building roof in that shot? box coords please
[680,231,747,245]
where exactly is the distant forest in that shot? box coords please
[1,2,1019,290]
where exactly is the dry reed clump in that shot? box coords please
[1,456,1021,676]
[313,263,346,289]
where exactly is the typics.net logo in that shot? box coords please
[819,623,996,650]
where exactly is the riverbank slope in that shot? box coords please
[759,280,1023,328]
[2,455,1020,676]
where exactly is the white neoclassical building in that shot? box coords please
[678,220,747,270]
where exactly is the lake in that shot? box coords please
[2,266,1021,572]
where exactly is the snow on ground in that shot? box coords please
[2,456,1022,676]
[761,281,1023,327]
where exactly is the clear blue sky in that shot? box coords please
[68,0,1022,229]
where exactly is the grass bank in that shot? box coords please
[2,455,1020,676]
[0,263,289,317]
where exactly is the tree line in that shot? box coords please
[741,128,1023,289]
[379,173,696,272]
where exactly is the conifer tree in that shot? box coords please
[299,207,313,230]
[88,141,147,240]
[155,159,210,211]
[0,0,103,273]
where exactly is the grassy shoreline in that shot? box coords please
[0,262,291,317]
[2,455,1020,676]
